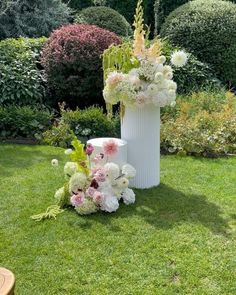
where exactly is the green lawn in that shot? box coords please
[0,144,236,295]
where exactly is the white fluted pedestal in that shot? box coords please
[121,105,160,189]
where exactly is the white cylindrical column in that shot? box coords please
[121,105,160,189]
[87,137,127,168]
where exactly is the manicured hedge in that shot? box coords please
[161,0,236,87]
[75,6,132,36]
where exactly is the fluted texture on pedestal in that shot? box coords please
[121,106,160,189]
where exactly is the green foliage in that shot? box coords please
[62,107,119,140]
[0,0,71,39]
[0,105,52,139]
[75,6,132,36]
[162,41,221,94]
[42,120,74,148]
[0,37,47,105]
[161,0,236,87]
[161,91,236,156]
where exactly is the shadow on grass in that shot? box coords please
[83,184,230,236]
[0,144,63,178]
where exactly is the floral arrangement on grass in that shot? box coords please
[32,138,136,221]
[102,0,188,111]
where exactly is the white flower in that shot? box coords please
[157,55,166,64]
[171,50,188,67]
[100,196,119,212]
[75,199,97,215]
[167,80,177,91]
[106,71,125,89]
[116,177,129,189]
[104,162,120,185]
[162,65,173,80]
[135,91,149,108]
[64,149,73,155]
[69,172,87,194]
[54,187,65,201]
[51,159,58,167]
[170,101,176,107]
[122,164,136,178]
[64,162,78,178]
[122,188,135,205]
[154,72,164,83]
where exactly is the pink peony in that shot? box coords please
[94,168,107,182]
[70,192,85,207]
[93,191,104,204]
[102,139,118,156]
[86,187,96,197]
[85,143,94,156]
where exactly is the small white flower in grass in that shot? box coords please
[171,50,188,67]
[51,159,58,167]
[64,149,73,155]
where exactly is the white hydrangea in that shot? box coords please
[122,164,136,179]
[64,162,78,178]
[75,199,97,215]
[54,187,65,201]
[122,188,135,205]
[69,172,87,194]
[100,196,119,212]
[171,50,188,67]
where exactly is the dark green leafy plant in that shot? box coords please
[75,6,132,36]
[161,0,236,87]
[0,37,47,106]
[0,105,52,139]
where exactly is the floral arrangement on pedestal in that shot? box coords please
[31,138,136,221]
[102,0,188,113]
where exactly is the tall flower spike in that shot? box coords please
[147,38,162,60]
[133,0,146,58]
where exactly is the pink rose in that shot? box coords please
[86,143,94,156]
[93,191,104,204]
[86,187,96,197]
[94,168,106,182]
[70,192,85,207]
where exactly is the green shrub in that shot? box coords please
[160,0,236,87]
[62,107,119,139]
[0,0,71,39]
[161,91,236,157]
[0,105,52,139]
[162,41,221,94]
[42,120,74,148]
[0,37,47,105]
[75,6,132,36]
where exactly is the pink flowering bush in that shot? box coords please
[41,24,121,108]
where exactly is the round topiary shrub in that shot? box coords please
[160,0,236,87]
[75,6,132,37]
[41,24,121,108]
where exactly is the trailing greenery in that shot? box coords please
[0,105,52,139]
[161,91,236,157]
[0,37,47,105]
[0,0,71,39]
[1,144,236,294]
[161,0,236,87]
[75,6,132,36]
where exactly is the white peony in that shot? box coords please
[100,196,119,212]
[122,188,135,205]
[51,159,58,167]
[104,162,120,185]
[171,50,188,67]
[122,164,136,179]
